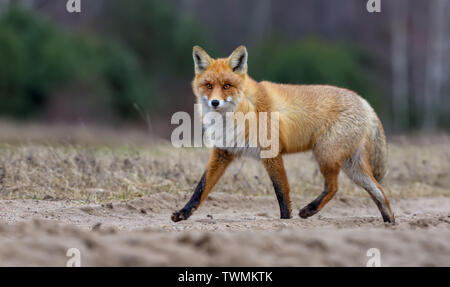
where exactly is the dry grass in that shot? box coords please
[0,123,449,203]
[0,124,449,267]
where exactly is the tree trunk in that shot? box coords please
[390,0,409,131]
[423,0,447,130]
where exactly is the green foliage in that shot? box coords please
[250,38,379,109]
[0,4,381,124]
[102,0,210,76]
[0,6,152,119]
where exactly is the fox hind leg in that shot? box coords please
[299,161,341,219]
[342,149,395,223]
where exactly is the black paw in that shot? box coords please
[382,213,395,224]
[171,209,190,222]
[299,204,318,219]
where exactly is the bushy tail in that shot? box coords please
[369,119,388,183]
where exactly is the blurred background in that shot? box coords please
[0,0,449,138]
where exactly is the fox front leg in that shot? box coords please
[171,148,234,222]
[262,154,292,219]
[171,172,206,222]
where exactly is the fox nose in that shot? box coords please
[211,100,220,107]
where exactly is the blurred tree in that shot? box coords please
[1,0,449,132]
[390,0,409,131]
[0,5,153,120]
[250,37,380,110]
[100,0,210,76]
[423,0,448,130]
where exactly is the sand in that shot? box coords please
[0,126,449,266]
[0,192,449,266]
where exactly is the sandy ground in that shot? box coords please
[0,193,449,266]
[0,126,449,266]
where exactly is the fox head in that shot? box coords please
[192,45,248,113]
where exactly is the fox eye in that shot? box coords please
[223,84,231,90]
[206,83,212,89]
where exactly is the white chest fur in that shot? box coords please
[202,112,261,159]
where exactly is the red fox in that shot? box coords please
[171,45,395,223]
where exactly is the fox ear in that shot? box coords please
[228,45,248,74]
[193,46,212,74]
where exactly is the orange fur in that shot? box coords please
[171,45,394,223]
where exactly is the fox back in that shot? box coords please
[171,45,394,224]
